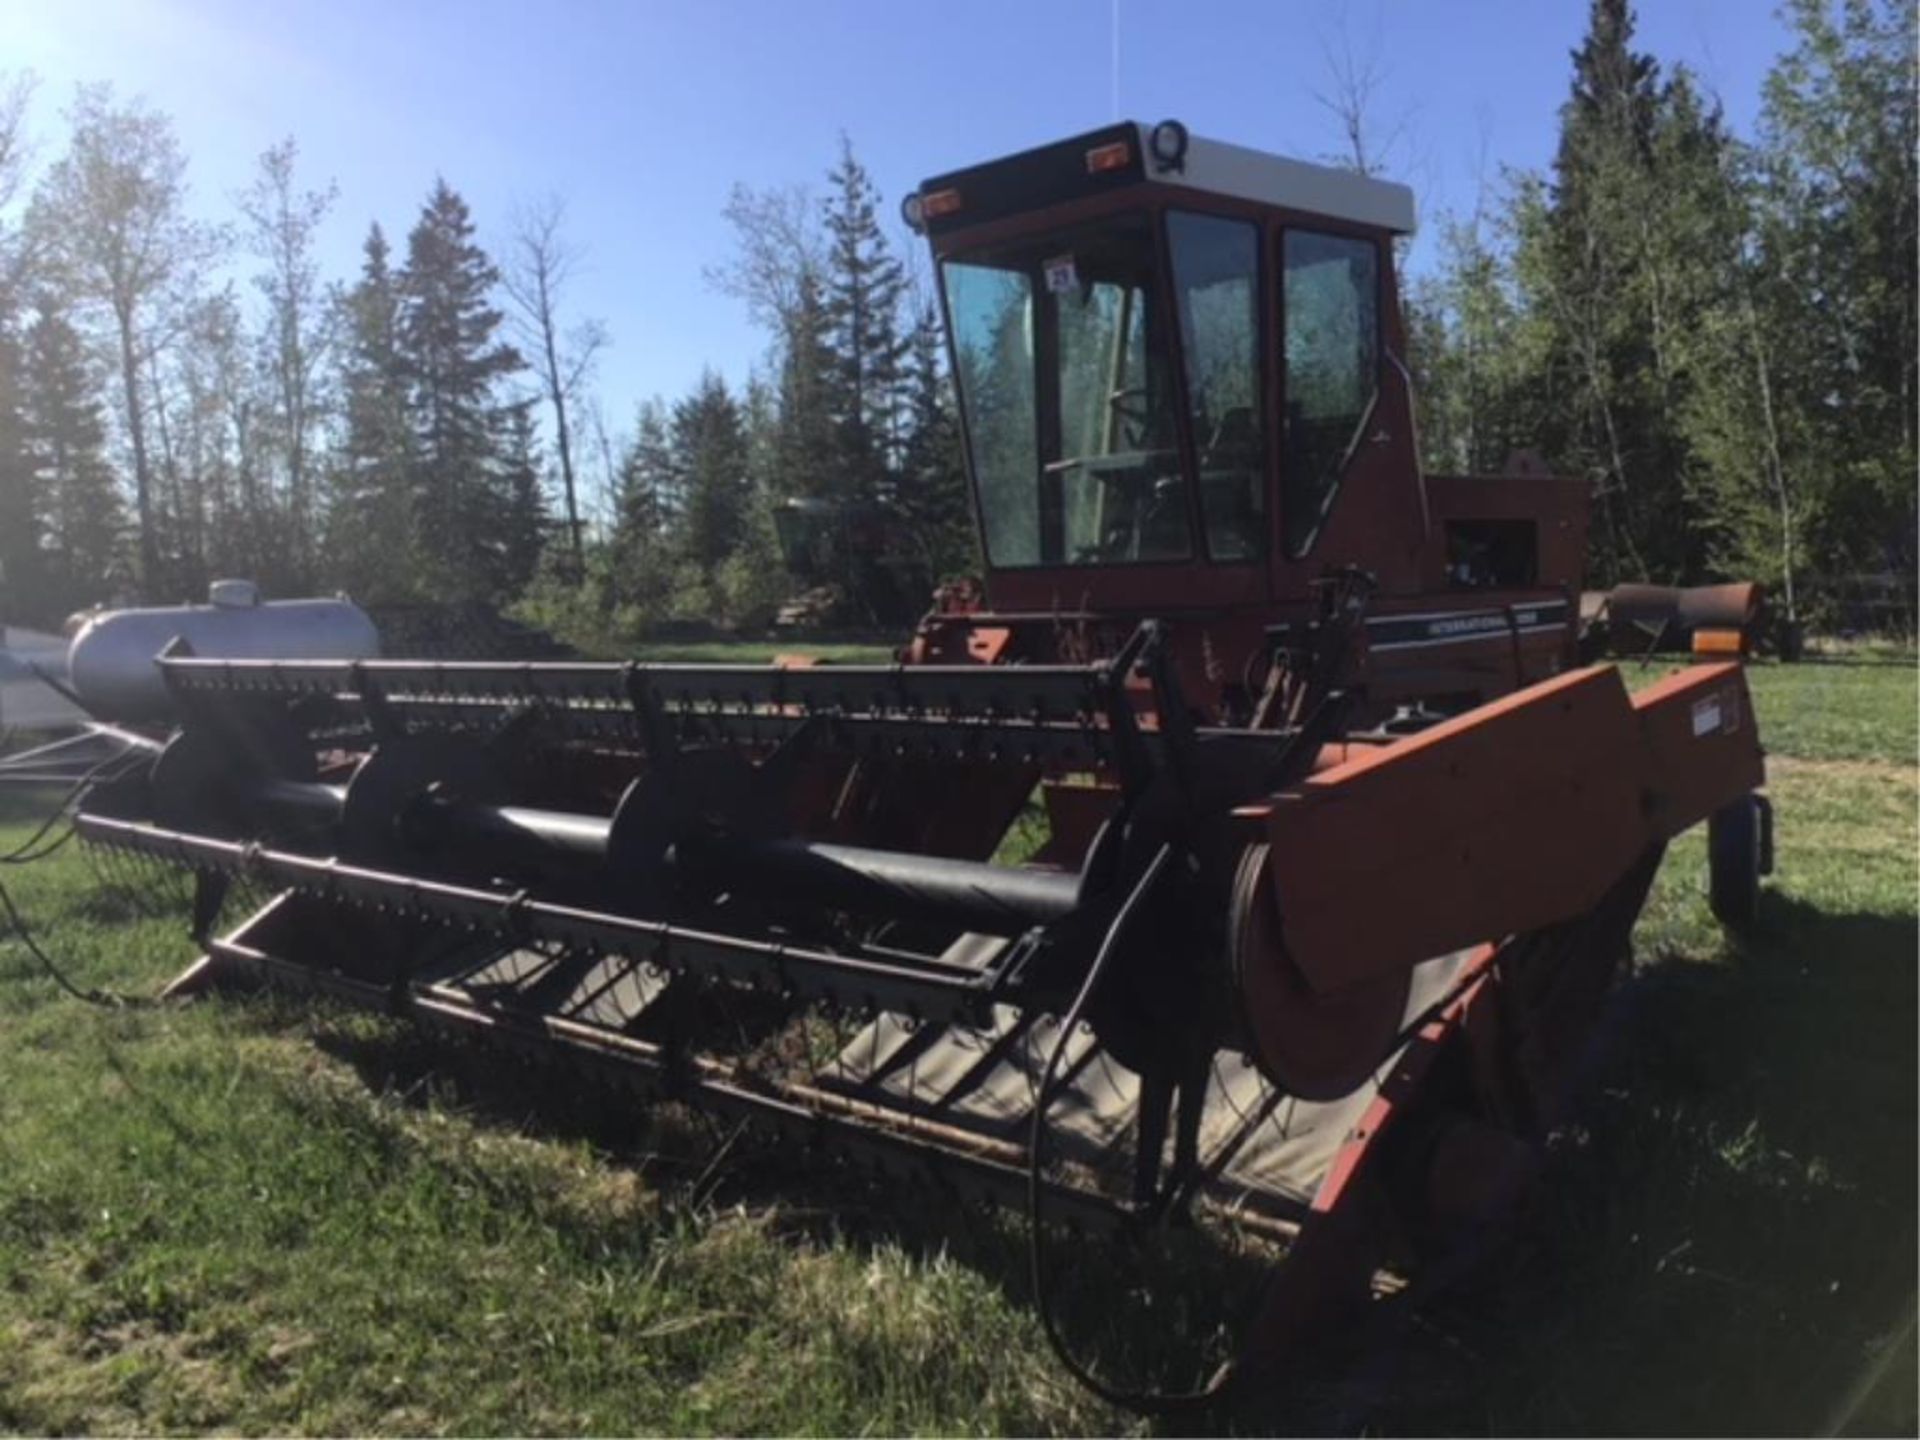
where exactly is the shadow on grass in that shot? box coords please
[1361,890,1917,1437]
[259,884,1915,1436]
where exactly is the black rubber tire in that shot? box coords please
[1709,793,1763,931]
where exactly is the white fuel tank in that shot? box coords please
[67,581,380,721]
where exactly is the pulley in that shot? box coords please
[1230,842,1411,1101]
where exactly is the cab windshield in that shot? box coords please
[942,216,1189,568]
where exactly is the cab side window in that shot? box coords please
[1282,231,1378,556]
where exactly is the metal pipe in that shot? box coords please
[257,779,349,822]
[464,803,613,861]
[678,835,1080,935]
[439,799,1079,935]
[239,776,1081,936]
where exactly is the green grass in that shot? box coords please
[0,650,1912,1434]
[1628,644,1918,766]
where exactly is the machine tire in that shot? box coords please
[1708,793,1764,931]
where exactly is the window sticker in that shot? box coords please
[1043,254,1078,294]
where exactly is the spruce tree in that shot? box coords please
[772,268,841,505]
[0,83,26,626]
[21,300,124,616]
[1525,0,1729,583]
[327,224,414,601]
[0,294,40,622]
[1537,0,1666,581]
[1555,0,1658,211]
[495,400,549,597]
[616,399,677,542]
[670,369,749,583]
[820,137,908,508]
[898,299,973,579]
[719,374,796,626]
[396,179,525,603]
[610,398,677,619]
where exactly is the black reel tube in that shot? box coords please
[153,720,1089,941]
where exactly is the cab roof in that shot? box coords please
[915,120,1416,238]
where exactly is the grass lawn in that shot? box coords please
[0,650,1912,1435]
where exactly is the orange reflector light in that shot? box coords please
[1086,141,1132,173]
[1691,627,1746,657]
[921,187,963,219]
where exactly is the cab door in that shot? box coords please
[1163,209,1270,586]
[1271,226,1424,598]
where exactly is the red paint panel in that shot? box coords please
[1631,662,1766,834]
[1265,666,1652,992]
[1263,662,1766,998]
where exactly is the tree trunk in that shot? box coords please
[284,326,309,581]
[537,297,582,570]
[116,306,157,595]
[1742,287,1797,624]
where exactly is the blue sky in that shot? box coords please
[2,0,1792,459]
